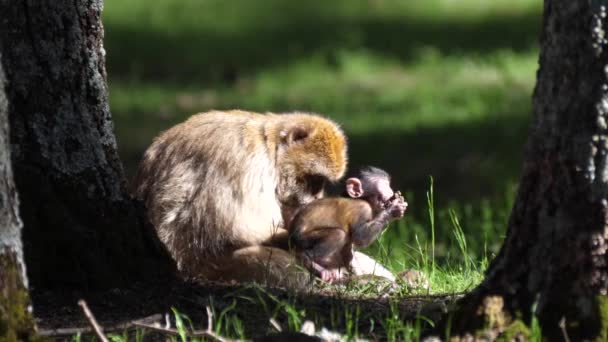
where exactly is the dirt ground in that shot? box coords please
[32,279,461,340]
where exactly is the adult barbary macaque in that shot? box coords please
[132,110,347,287]
[288,166,407,283]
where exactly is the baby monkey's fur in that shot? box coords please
[288,166,407,283]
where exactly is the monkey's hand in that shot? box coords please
[386,191,407,219]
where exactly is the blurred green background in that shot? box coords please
[103,0,542,272]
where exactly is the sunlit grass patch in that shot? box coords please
[110,48,537,132]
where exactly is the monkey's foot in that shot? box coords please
[319,268,347,284]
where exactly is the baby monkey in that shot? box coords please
[288,166,407,283]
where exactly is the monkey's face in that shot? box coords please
[279,174,327,226]
[274,114,347,226]
[367,178,394,213]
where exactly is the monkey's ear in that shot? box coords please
[345,178,364,198]
[280,126,310,145]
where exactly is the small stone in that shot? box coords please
[300,320,316,336]
[598,116,607,130]
[397,269,430,290]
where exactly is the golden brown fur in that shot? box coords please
[288,198,371,272]
[289,198,371,270]
[132,110,347,285]
[287,168,406,283]
[291,198,373,235]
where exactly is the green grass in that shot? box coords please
[84,290,434,341]
[68,180,508,341]
[103,0,541,299]
[71,290,542,341]
[68,193,526,340]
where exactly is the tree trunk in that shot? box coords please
[0,57,36,340]
[0,0,175,290]
[443,1,608,340]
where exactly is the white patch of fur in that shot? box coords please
[350,251,396,281]
[232,149,283,243]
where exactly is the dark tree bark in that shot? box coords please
[0,54,36,341]
[443,1,608,340]
[0,0,175,290]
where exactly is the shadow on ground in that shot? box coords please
[33,280,459,340]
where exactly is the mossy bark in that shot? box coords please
[438,1,608,340]
[0,53,36,340]
[0,0,175,291]
[0,252,36,341]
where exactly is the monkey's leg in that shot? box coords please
[297,228,348,268]
[295,228,351,283]
[203,246,312,289]
[262,228,291,250]
[350,251,396,282]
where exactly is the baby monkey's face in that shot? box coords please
[367,178,394,212]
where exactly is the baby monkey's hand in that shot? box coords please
[386,191,407,219]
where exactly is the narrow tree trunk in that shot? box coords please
[0,58,36,341]
[443,1,608,340]
[0,0,174,290]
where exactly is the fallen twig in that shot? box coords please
[38,313,163,337]
[131,305,235,342]
[132,321,236,342]
[269,318,282,332]
[77,300,109,342]
[206,305,214,332]
[38,326,94,337]
[559,317,571,342]
[204,305,236,342]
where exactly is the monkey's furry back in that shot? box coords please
[132,110,347,274]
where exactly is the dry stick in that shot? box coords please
[38,326,93,337]
[165,312,171,329]
[206,305,214,332]
[204,305,235,342]
[131,322,235,342]
[77,300,109,342]
[131,306,235,342]
[559,317,571,342]
[132,313,164,325]
[269,318,282,332]
[38,313,163,337]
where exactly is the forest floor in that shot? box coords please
[32,279,461,340]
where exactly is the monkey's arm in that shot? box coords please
[351,194,407,248]
[350,210,393,248]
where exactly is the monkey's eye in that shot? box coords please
[306,175,326,195]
